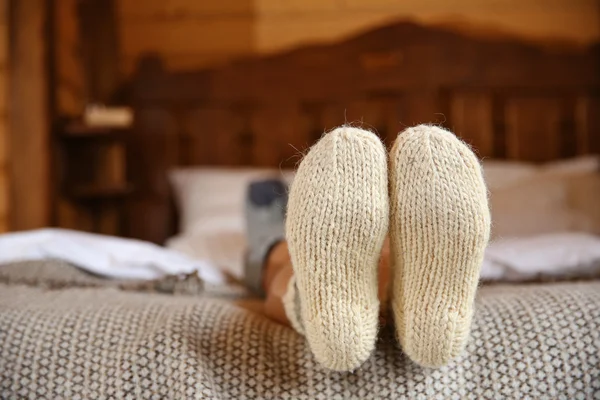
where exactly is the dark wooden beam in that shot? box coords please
[8,0,52,230]
[78,0,121,104]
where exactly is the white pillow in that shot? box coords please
[486,155,600,239]
[541,155,599,177]
[482,160,537,191]
[482,232,600,281]
[169,168,293,235]
[489,175,589,239]
[482,155,599,191]
[168,157,597,239]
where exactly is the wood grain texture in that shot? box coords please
[0,23,6,66]
[124,21,600,243]
[78,0,121,103]
[450,93,494,158]
[117,0,599,75]
[0,0,6,233]
[117,0,255,75]
[54,0,86,115]
[505,97,563,161]
[52,0,87,232]
[254,1,600,52]
[0,163,7,233]
[118,0,254,18]
[121,18,255,58]
[9,0,51,230]
[576,96,600,154]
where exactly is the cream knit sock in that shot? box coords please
[389,125,491,368]
[285,126,388,372]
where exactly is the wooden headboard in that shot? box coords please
[126,21,600,244]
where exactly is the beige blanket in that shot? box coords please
[0,260,599,399]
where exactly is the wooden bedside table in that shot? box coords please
[55,122,133,236]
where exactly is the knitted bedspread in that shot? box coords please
[0,260,599,399]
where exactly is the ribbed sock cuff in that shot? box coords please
[282,275,305,335]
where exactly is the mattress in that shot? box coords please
[0,260,599,399]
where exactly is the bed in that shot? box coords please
[1,21,600,399]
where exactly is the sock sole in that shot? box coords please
[389,125,490,368]
[286,126,388,371]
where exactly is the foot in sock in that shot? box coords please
[389,125,490,368]
[285,126,388,371]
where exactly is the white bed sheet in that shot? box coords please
[0,228,226,284]
[482,232,600,280]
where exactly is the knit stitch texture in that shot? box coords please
[389,125,491,368]
[285,126,389,371]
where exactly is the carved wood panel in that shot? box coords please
[127,21,600,243]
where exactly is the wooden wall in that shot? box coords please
[255,0,600,53]
[117,0,600,74]
[0,0,8,233]
[54,0,86,117]
[117,0,255,75]
[52,0,93,231]
[9,0,52,231]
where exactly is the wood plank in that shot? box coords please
[575,96,600,155]
[0,0,7,232]
[399,92,445,128]
[505,97,563,161]
[256,0,338,14]
[96,205,120,235]
[0,0,5,24]
[78,0,121,103]
[56,85,85,116]
[249,104,305,167]
[0,67,6,112]
[55,44,86,90]
[121,52,243,75]
[0,164,7,231]
[316,99,403,145]
[121,18,254,56]
[0,116,6,164]
[54,0,86,116]
[118,0,253,18]
[588,97,600,154]
[0,23,7,66]
[56,198,93,231]
[273,0,599,45]
[9,0,51,230]
[256,12,395,52]
[183,107,245,166]
[450,92,494,158]
[96,143,126,185]
[342,98,403,145]
[319,103,351,134]
[70,183,133,199]
[55,0,79,43]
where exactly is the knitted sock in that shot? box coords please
[389,125,490,368]
[286,126,388,371]
[282,275,304,335]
